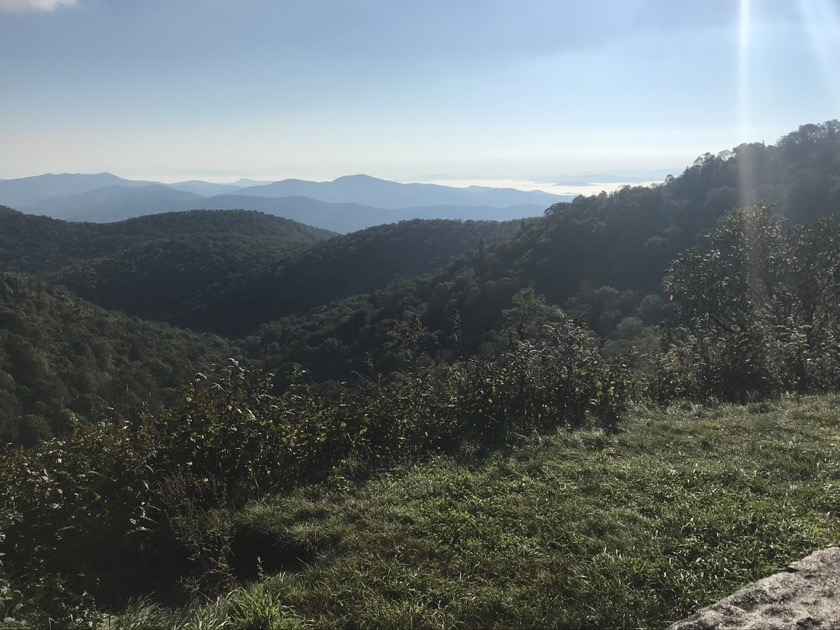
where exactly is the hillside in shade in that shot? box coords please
[0,271,235,445]
[0,206,523,337]
[0,207,334,275]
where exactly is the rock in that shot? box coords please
[669,547,840,629]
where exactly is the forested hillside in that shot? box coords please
[254,122,840,384]
[0,208,334,275]
[0,207,523,336]
[53,218,525,336]
[0,272,234,445]
[0,209,526,443]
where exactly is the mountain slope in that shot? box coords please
[53,218,525,337]
[0,204,518,338]
[0,271,235,445]
[0,207,334,275]
[99,208,336,241]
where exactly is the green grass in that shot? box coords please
[113,395,840,629]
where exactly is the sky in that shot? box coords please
[1,0,838,194]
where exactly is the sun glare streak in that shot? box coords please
[796,0,840,107]
[738,0,755,207]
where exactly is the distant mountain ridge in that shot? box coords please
[189,195,544,233]
[29,184,204,221]
[0,172,571,232]
[233,174,563,208]
[0,172,151,208]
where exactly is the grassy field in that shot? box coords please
[112,395,840,629]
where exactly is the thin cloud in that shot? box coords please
[0,0,78,12]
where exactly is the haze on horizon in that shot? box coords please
[1,0,838,193]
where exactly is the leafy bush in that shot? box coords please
[0,307,630,620]
[653,206,840,402]
[0,418,158,621]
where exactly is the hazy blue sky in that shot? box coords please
[1,0,838,191]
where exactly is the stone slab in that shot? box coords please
[669,547,840,629]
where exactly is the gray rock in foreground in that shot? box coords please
[669,547,840,629]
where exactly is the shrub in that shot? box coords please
[0,312,631,618]
[653,207,840,402]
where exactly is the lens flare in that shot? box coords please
[738,0,754,207]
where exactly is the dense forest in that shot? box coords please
[0,272,234,445]
[1,121,840,627]
[53,217,525,337]
[252,122,840,385]
[0,208,334,275]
